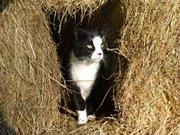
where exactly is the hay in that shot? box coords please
[0,0,62,134]
[118,0,180,134]
[42,0,108,31]
[43,0,107,16]
[0,0,179,134]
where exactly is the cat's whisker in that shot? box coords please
[103,29,111,39]
[102,55,110,73]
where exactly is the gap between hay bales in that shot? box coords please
[47,0,128,120]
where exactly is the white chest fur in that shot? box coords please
[70,53,100,100]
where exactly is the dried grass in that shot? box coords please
[0,0,179,134]
[41,0,108,31]
[118,0,180,134]
[0,0,62,134]
[43,0,107,15]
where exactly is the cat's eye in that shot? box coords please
[87,44,93,49]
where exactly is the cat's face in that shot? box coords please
[72,28,105,62]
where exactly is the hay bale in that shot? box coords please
[43,0,107,15]
[118,0,180,134]
[0,0,62,134]
[42,0,108,31]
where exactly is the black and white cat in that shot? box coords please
[65,26,106,125]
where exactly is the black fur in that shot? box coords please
[72,27,102,61]
[62,26,106,117]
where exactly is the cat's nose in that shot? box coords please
[97,53,102,56]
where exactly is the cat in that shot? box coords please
[64,26,106,125]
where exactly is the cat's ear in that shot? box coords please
[95,27,104,38]
[95,23,109,39]
[73,24,87,40]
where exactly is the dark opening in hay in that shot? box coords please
[0,0,13,12]
[47,0,128,119]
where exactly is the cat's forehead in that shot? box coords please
[92,36,102,47]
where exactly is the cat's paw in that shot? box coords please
[77,110,88,125]
[78,118,88,125]
[87,114,96,121]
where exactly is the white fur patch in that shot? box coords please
[70,52,100,100]
[93,36,102,47]
[91,36,103,61]
[77,109,88,125]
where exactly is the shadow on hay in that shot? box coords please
[0,112,16,135]
[48,0,128,119]
[0,0,13,12]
